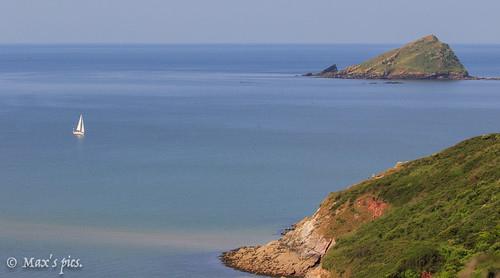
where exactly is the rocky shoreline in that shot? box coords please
[220,166,395,278]
[221,208,333,277]
[304,70,500,81]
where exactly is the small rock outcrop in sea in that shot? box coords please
[308,35,475,80]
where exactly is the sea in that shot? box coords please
[0,44,499,277]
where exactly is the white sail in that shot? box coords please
[79,114,85,133]
[73,114,85,135]
[76,115,82,131]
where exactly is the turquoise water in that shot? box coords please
[0,44,499,277]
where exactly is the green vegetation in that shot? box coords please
[321,134,500,277]
[357,35,467,75]
[320,35,470,79]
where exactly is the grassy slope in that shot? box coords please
[352,35,468,75]
[321,134,500,277]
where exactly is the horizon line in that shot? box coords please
[0,42,499,46]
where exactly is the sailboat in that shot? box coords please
[73,114,85,136]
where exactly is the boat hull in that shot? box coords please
[73,131,84,136]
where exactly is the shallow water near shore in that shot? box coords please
[0,44,499,277]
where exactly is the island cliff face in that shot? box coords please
[222,134,500,278]
[314,35,471,80]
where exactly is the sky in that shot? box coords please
[1,0,499,44]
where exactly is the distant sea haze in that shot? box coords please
[0,44,499,277]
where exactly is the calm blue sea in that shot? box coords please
[0,44,499,277]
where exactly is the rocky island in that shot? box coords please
[306,35,497,80]
[222,134,500,277]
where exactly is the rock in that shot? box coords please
[321,64,338,74]
[221,191,391,277]
[221,209,333,277]
[305,266,331,278]
[315,35,473,80]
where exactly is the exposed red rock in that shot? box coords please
[366,197,388,218]
[421,271,433,278]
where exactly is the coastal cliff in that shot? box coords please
[222,134,500,277]
[308,35,472,80]
[222,193,389,277]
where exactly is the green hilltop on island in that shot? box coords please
[306,35,493,80]
[222,134,500,278]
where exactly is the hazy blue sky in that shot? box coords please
[1,0,499,44]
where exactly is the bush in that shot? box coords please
[395,244,443,275]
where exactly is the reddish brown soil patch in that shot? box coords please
[366,197,388,218]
